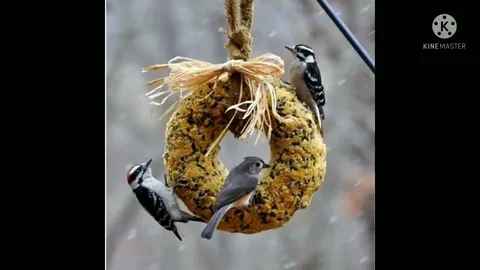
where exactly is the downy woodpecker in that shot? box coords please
[127,159,205,241]
[285,44,326,135]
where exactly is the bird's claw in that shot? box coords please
[164,173,188,189]
[173,183,188,189]
[164,173,170,187]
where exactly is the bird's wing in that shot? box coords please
[214,173,258,211]
[143,177,180,210]
[304,63,325,108]
[135,187,173,226]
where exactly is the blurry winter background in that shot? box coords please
[106,0,374,269]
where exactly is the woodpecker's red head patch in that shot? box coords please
[126,159,153,184]
[127,165,142,184]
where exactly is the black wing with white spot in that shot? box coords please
[134,185,183,240]
[304,63,325,120]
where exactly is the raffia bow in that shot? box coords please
[142,53,288,155]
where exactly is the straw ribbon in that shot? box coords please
[142,53,287,154]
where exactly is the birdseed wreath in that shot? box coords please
[142,0,327,234]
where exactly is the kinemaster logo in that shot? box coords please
[423,14,466,50]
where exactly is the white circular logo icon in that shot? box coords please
[432,14,457,39]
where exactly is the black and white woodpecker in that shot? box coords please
[126,159,205,241]
[285,44,326,135]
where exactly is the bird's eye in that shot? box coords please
[256,162,262,167]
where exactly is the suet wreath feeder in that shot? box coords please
[142,0,327,234]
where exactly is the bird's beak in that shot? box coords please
[263,163,271,169]
[145,159,153,169]
[284,46,294,53]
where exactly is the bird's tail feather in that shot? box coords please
[181,210,206,223]
[315,107,324,135]
[172,226,183,241]
[201,204,232,240]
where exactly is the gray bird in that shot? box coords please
[200,156,270,240]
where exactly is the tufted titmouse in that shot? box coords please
[200,156,270,239]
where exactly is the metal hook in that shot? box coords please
[315,0,375,74]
